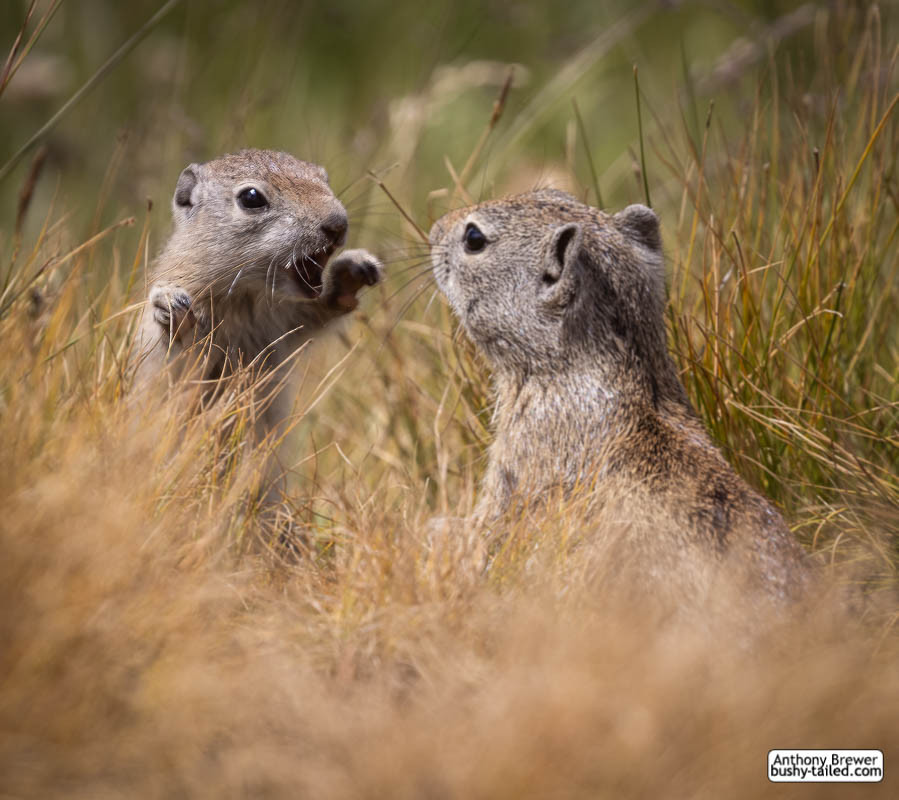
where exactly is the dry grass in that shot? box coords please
[1,3,898,797]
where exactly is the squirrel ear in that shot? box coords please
[614,204,661,251]
[173,165,199,210]
[540,222,582,308]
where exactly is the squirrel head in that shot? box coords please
[165,149,348,300]
[430,190,673,393]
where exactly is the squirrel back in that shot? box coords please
[429,190,809,601]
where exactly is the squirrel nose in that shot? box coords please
[320,208,348,248]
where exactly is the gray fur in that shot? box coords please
[430,189,809,601]
[136,149,381,439]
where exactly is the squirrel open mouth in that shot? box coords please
[288,244,336,298]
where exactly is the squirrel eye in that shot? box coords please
[237,187,268,210]
[463,223,487,253]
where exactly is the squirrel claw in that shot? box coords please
[321,249,382,310]
[150,287,196,343]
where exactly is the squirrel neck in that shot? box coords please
[493,365,647,440]
[155,239,227,302]
[479,360,701,519]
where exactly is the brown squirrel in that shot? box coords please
[135,149,381,439]
[429,189,809,601]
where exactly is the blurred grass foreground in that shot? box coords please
[1,1,898,797]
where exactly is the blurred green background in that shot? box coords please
[2,0,837,246]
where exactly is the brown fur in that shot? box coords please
[429,189,809,601]
[135,149,381,438]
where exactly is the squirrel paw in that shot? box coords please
[320,249,382,311]
[150,286,196,344]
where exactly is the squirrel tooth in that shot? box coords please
[135,148,382,466]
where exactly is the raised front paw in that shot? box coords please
[150,285,196,344]
[320,248,382,311]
